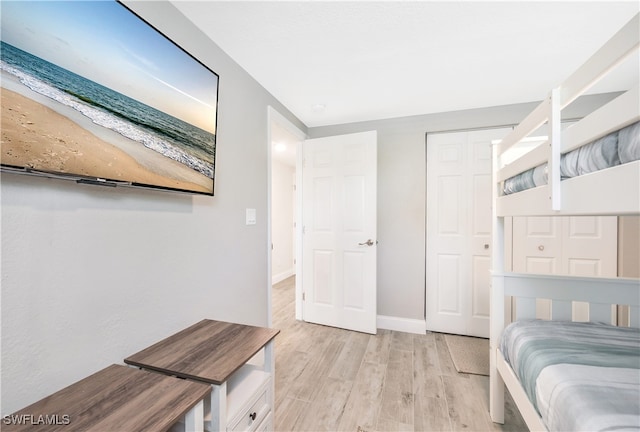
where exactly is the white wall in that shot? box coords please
[0,0,305,414]
[308,93,620,324]
[271,160,295,283]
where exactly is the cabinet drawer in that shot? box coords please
[255,412,273,432]
[227,381,271,432]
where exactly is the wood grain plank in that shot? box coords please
[124,319,279,384]
[292,377,354,432]
[285,338,344,402]
[3,365,210,432]
[328,331,369,381]
[337,361,386,431]
[413,332,444,399]
[378,349,414,426]
[390,330,414,352]
[414,392,452,432]
[413,333,451,431]
[434,332,458,376]
[375,417,413,432]
[362,329,392,364]
[442,374,493,431]
[274,350,311,408]
[274,396,309,432]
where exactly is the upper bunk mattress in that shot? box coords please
[500,319,640,431]
[503,120,640,195]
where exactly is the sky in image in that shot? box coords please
[1,0,218,134]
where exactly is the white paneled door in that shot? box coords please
[426,127,512,338]
[301,131,377,334]
[513,216,617,321]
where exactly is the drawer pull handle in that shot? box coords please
[249,412,257,421]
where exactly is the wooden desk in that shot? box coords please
[125,320,280,432]
[3,364,211,431]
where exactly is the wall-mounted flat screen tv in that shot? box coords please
[1,0,218,195]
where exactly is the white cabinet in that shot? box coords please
[209,346,275,432]
[125,319,279,432]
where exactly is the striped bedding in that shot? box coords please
[500,320,640,431]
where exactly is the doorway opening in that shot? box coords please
[268,107,305,328]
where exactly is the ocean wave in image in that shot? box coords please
[1,61,214,179]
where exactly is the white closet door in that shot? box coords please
[563,216,617,322]
[512,216,617,321]
[512,217,563,320]
[512,217,563,274]
[426,127,511,337]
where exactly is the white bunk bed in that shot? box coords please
[490,13,640,432]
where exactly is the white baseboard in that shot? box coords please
[272,268,295,285]
[377,315,426,335]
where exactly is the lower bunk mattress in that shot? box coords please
[500,320,640,431]
[504,120,640,194]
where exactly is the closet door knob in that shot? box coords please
[249,412,257,421]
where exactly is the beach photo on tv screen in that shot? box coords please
[0,0,219,195]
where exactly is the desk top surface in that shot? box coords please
[4,364,211,432]
[124,319,280,385]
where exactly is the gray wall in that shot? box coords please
[1,1,305,414]
[308,94,619,322]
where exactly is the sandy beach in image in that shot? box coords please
[1,74,213,194]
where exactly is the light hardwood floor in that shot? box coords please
[272,276,526,432]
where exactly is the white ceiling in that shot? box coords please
[172,1,638,131]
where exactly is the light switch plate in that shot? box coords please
[246,208,256,225]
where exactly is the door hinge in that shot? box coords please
[302,225,306,234]
[302,292,306,301]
